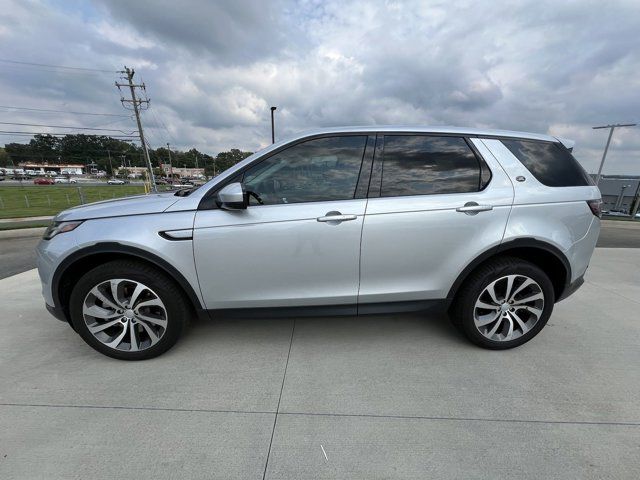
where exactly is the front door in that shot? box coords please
[193,135,373,311]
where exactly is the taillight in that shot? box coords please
[587,199,602,218]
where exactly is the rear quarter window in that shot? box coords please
[501,139,593,187]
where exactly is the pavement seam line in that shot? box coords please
[277,411,640,427]
[1,402,638,427]
[585,279,640,306]
[0,402,274,415]
[262,318,296,480]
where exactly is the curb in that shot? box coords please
[0,227,46,239]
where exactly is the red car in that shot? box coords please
[33,177,54,185]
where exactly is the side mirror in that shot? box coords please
[216,182,248,210]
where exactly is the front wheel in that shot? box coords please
[69,260,189,360]
[450,257,555,349]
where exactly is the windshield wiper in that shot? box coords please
[173,187,198,197]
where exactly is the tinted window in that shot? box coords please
[381,135,481,197]
[243,136,367,205]
[501,139,593,187]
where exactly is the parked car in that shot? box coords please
[34,177,55,185]
[11,174,30,180]
[37,126,601,360]
[54,177,77,184]
[603,209,628,217]
[107,179,126,185]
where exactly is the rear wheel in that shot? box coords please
[450,257,555,349]
[69,260,189,360]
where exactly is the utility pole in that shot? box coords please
[107,150,113,177]
[166,143,173,181]
[116,66,157,192]
[270,106,277,143]
[592,123,637,185]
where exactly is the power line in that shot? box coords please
[0,130,138,138]
[4,152,136,159]
[85,116,136,129]
[139,73,176,145]
[0,121,137,134]
[0,105,130,117]
[0,58,116,73]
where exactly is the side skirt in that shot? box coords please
[208,300,447,319]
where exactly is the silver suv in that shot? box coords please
[37,127,602,360]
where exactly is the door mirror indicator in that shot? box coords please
[217,182,248,210]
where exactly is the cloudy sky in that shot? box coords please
[0,0,639,174]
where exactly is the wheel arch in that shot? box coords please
[52,242,205,322]
[447,238,571,304]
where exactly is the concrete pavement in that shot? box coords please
[0,249,639,479]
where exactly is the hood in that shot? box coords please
[55,192,182,221]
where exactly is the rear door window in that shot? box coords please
[380,135,483,197]
[501,139,593,187]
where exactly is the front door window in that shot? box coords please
[243,135,367,205]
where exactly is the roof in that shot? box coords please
[289,125,560,143]
[19,163,84,168]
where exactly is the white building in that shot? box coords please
[18,163,84,175]
[160,163,205,178]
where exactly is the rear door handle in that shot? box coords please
[317,211,358,223]
[456,202,493,214]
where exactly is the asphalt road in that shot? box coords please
[0,221,638,280]
[0,235,40,280]
[597,221,640,247]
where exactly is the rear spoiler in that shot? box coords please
[554,136,575,152]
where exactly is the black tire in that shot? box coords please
[450,256,555,349]
[69,260,189,360]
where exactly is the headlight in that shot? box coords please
[42,221,83,240]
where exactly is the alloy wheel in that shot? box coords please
[82,279,168,352]
[473,274,544,342]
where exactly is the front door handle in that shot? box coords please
[317,211,358,223]
[456,202,494,215]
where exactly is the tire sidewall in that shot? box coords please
[460,260,555,349]
[69,262,185,360]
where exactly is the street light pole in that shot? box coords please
[592,123,637,185]
[630,180,640,220]
[270,106,277,144]
[614,185,630,211]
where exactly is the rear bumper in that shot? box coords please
[557,274,585,302]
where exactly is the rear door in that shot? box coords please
[358,134,514,306]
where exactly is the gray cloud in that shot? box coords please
[94,0,299,63]
[0,0,638,174]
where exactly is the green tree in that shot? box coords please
[206,149,253,177]
[0,147,8,167]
